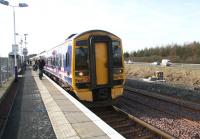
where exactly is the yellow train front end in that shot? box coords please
[71,30,125,106]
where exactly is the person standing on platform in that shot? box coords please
[23,60,27,71]
[33,60,38,71]
[38,57,45,79]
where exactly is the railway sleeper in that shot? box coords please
[120,128,153,139]
[105,117,129,124]
[117,125,141,133]
[93,110,117,115]
[123,134,155,139]
[119,129,145,138]
[136,128,153,137]
[91,107,114,113]
[112,122,134,128]
[110,120,135,128]
[93,110,118,115]
[100,113,126,120]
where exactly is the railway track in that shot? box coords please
[121,87,200,138]
[125,86,200,111]
[125,87,200,123]
[90,106,174,139]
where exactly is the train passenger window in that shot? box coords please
[75,47,89,70]
[55,54,62,67]
[50,57,53,65]
[59,54,62,67]
[56,55,59,66]
[112,43,122,68]
[66,52,70,67]
[52,57,56,67]
[47,57,51,65]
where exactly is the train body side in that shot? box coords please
[43,42,73,87]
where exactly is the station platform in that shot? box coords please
[1,67,124,139]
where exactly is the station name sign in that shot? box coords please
[12,44,18,53]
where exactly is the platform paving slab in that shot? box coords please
[63,111,91,124]
[72,121,107,138]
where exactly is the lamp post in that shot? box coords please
[0,0,28,81]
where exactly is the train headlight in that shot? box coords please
[75,70,89,77]
[114,68,123,74]
[79,72,83,76]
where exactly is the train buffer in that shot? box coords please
[0,66,124,139]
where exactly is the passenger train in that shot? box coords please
[37,30,125,106]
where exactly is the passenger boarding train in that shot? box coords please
[37,30,125,106]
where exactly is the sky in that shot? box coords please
[0,0,200,57]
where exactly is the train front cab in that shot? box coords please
[72,30,125,106]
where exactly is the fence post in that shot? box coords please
[8,58,11,77]
[7,58,9,81]
[0,57,2,87]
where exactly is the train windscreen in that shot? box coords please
[75,47,89,70]
[112,44,122,68]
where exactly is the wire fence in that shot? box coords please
[0,57,14,86]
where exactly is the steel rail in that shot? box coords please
[125,86,200,111]
[113,106,176,139]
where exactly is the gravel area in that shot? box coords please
[124,90,200,124]
[122,76,200,138]
[125,78,200,103]
[118,92,200,139]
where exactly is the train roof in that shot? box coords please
[65,30,120,41]
[35,30,121,57]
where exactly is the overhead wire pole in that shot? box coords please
[0,0,28,82]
